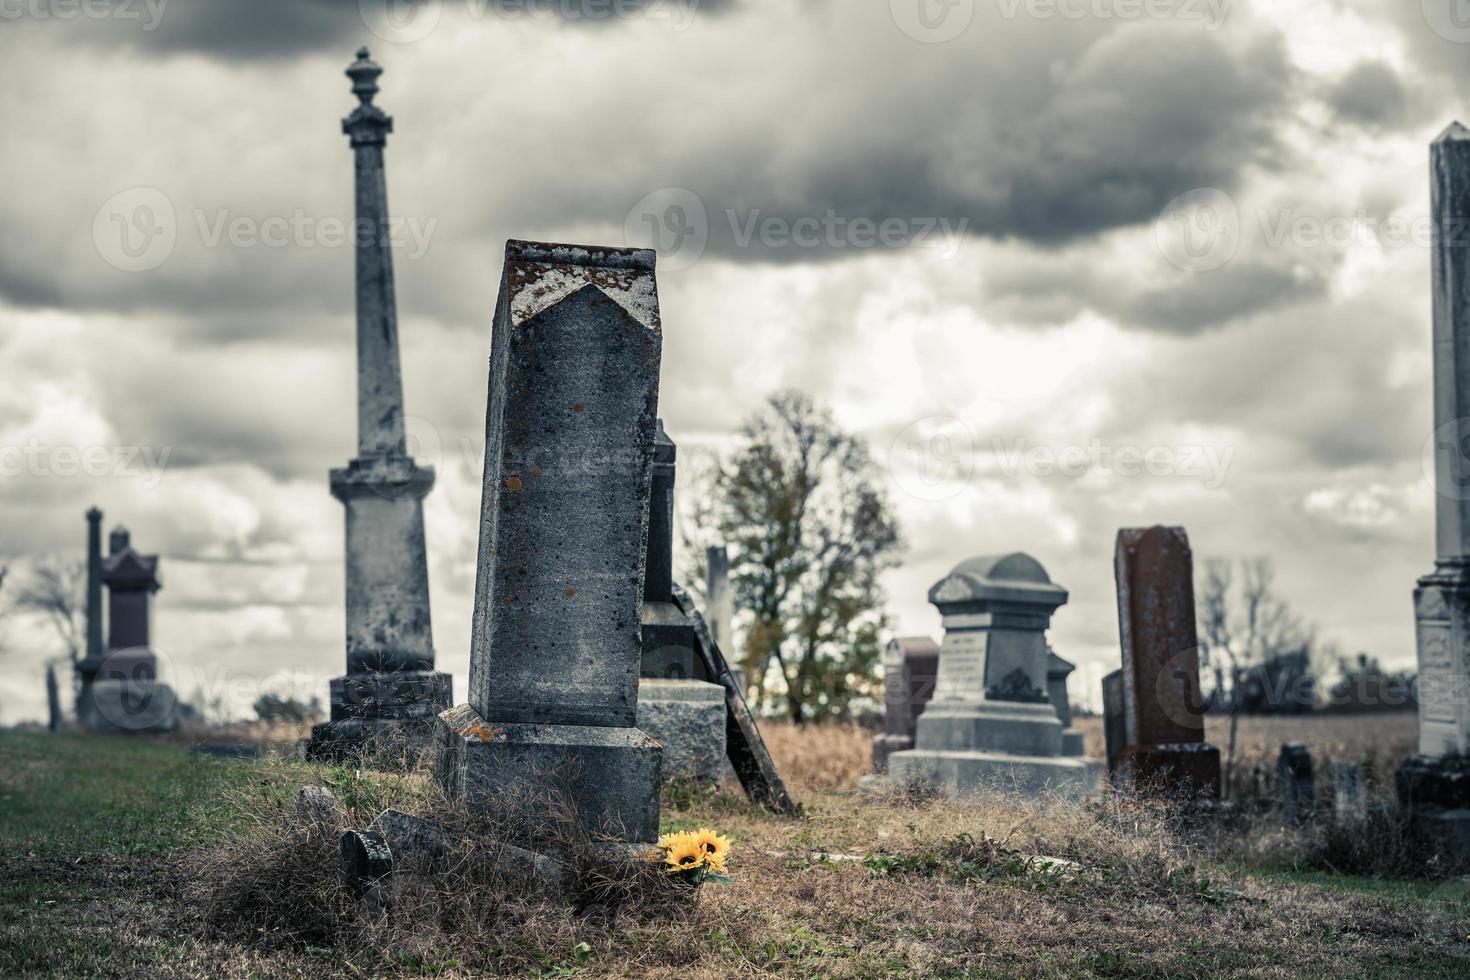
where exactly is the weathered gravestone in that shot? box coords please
[1278,742,1315,826]
[706,545,733,650]
[871,636,939,774]
[434,240,664,844]
[1047,648,1086,757]
[882,554,1100,798]
[1398,122,1470,860]
[1333,761,1368,830]
[308,49,451,760]
[1110,526,1220,798]
[635,421,727,785]
[88,526,179,733]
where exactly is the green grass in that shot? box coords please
[0,731,292,856]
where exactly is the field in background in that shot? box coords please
[758,711,1421,796]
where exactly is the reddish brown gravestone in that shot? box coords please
[1113,526,1220,798]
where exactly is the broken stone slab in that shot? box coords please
[672,584,797,815]
[291,785,343,829]
[339,829,392,892]
[368,808,566,896]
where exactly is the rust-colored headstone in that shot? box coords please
[1112,526,1219,798]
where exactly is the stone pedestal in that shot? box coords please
[882,553,1101,800]
[307,50,449,760]
[635,679,726,785]
[1397,124,1470,862]
[435,240,665,844]
[1047,649,1086,757]
[1111,526,1220,798]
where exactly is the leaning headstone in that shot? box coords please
[1397,122,1470,860]
[871,636,939,773]
[87,526,179,734]
[881,554,1101,799]
[706,545,733,650]
[1332,762,1367,830]
[674,584,798,814]
[635,422,727,784]
[308,49,451,761]
[1278,742,1315,826]
[1111,526,1220,798]
[434,240,664,845]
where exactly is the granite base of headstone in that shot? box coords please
[881,554,1102,800]
[635,679,726,785]
[1278,742,1314,826]
[82,677,179,734]
[309,670,453,760]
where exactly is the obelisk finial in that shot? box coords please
[343,47,391,147]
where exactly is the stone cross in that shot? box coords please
[1112,526,1220,797]
[308,49,450,760]
[436,240,664,843]
[871,636,939,773]
[1399,125,1470,847]
[706,545,733,650]
[1278,741,1314,826]
[884,553,1099,799]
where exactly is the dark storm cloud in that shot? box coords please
[1327,61,1409,128]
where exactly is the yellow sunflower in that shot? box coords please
[693,828,731,869]
[661,833,705,874]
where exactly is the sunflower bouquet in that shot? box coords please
[654,828,733,886]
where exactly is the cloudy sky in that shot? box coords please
[1,0,1464,722]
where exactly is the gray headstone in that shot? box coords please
[706,545,733,649]
[1332,762,1367,829]
[436,240,664,843]
[1277,742,1314,826]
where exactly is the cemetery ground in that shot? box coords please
[2,716,1468,979]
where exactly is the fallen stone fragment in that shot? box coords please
[291,785,343,829]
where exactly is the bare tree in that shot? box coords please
[1196,556,1315,797]
[14,557,87,665]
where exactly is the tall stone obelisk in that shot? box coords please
[77,507,106,713]
[308,48,450,760]
[1398,123,1470,856]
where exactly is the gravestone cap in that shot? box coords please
[927,553,1068,615]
